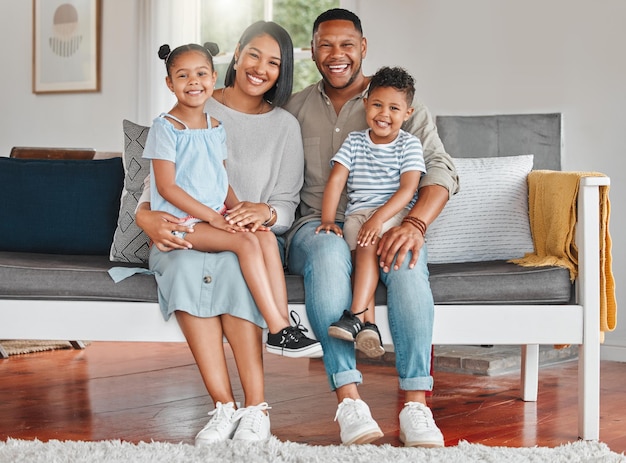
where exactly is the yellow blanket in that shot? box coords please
[510,170,616,337]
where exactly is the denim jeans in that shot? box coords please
[287,220,434,392]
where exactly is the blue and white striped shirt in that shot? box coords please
[331,129,426,216]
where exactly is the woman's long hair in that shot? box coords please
[223,21,294,107]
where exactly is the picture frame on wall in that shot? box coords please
[32,0,101,94]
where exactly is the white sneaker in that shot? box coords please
[334,398,383,445]
[399,401,444,448]
[232,402,272,442]
[195,401,238,446]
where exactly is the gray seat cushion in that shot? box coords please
[427,260,573,304]
[0,252,572,306]
[0,252,156,303]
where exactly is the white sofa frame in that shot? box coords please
[0,176,609,441]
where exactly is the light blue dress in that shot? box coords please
[143,113,229,218]
[142,112,266,327]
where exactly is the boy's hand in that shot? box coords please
[315,222,343,237]
[357,218,382,247]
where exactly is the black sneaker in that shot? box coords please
[327,309,367,342]
[355,322,385,358]
[266,311,323,358]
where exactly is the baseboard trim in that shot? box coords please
[601,344,626,362]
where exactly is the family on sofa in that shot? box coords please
[132,8,458,448]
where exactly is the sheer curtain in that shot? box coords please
[136,0,201,126]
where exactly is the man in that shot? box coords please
[284,8,458,447]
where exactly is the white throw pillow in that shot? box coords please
[426,155,534,264]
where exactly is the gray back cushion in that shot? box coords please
[435,113,562,170]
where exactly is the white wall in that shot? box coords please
[1,0,624,359]
[0,1,139,154]
[351,0,625,360]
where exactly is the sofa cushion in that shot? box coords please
[0,251,572,306]
[0,157,123,255]
[427,260,573,304]
[426,155,535,264]
[109,120,152,263]
[0,251,156,302]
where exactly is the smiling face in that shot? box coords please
[166,50,216,109]
[364,86,414,144]
[312,19,367,91]
[233,33,281,98]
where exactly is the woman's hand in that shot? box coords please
[315,222,343,237]
[225,201,269,232]
[376,222,425,272]
[135,203,194,251]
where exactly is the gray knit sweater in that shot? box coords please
[140,97,304,235]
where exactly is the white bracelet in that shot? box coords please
[262,203,276,226]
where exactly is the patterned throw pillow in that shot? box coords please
[426,154,535,264]
[109,120,151,264]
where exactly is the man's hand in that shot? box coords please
[135,203,194,252]
[377,185,450,271]
[376,223,425,272]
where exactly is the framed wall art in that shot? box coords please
[32,0,101,94]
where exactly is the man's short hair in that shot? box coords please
[313,8,363,36]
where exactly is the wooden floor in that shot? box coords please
[1,342,625,452]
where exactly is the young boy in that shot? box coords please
[315,66,426,358]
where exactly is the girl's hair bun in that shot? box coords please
[204,42,219,56]
[158,44,171,60]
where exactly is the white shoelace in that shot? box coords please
[201,401,235,431]
[403,402,436,428]
[233,402,271,433]
[334,398,368,424]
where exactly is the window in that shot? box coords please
[199,0,339,92]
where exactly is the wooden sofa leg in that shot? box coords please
[69,340,87,350]
[521,344,539,401]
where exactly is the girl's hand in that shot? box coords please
[208,215,247,233]
[357,218,382,247]
[315,222,343,237]
[225,201,267,232]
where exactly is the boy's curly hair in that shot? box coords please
[368,66,415,105]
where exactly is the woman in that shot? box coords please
[136,21,305,445]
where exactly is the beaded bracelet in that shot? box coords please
[402,216,427,237]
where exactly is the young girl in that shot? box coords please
[143,42,321,359]
[316,66,425,358]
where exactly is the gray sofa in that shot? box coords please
[0,114,608,441]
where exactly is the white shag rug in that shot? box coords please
[1,437,624,463]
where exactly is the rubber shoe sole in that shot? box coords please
[399,431,444,448]
[344,428,384,445]
[328,325,358,342]
[265,342,323,358]
[355,330,385,358]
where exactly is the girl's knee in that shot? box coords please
[235,232,262,254]
[255,230,278,246]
